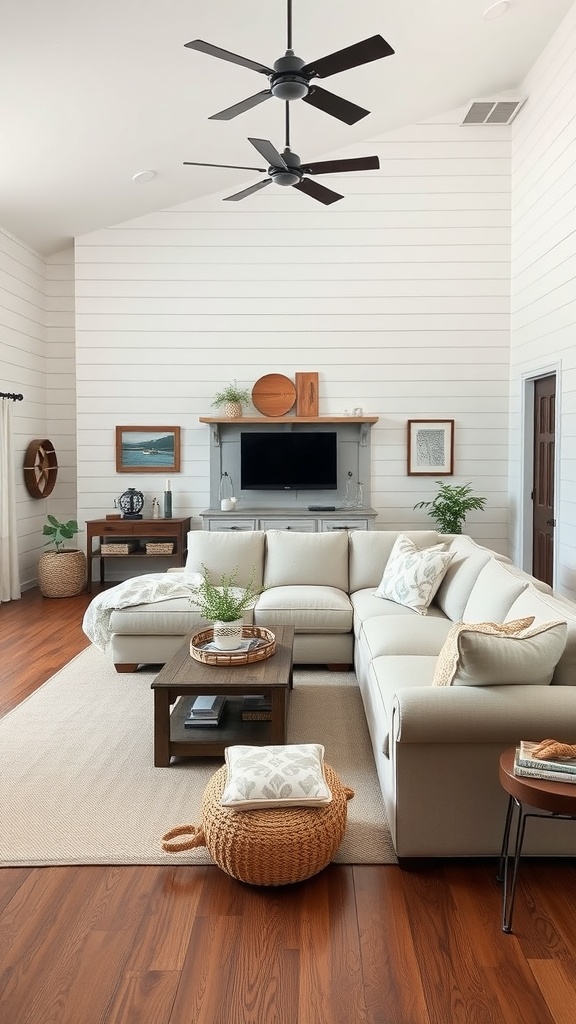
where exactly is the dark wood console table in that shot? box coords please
[85,517,191,592]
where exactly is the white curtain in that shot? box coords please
[0,399,21,601]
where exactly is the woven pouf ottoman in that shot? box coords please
[162,763,354,886]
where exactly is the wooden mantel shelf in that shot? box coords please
[199,415,379,424]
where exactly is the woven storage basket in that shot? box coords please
[162,763,354,886]
[37,550,87,598]
[146,542,174,554]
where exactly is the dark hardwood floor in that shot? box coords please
[2,588,576,1024]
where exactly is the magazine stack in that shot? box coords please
[514,740,576,784]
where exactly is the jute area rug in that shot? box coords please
[0,646,397,867]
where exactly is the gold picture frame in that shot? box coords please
[115,426,181,473]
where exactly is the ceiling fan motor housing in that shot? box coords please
[270,51,309,100]
[270,147,303,186]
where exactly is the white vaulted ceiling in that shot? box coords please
[0,0,573,254]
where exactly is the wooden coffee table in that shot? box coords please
[151,624,294,766]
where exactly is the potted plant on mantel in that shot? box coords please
[189,565,266,650]
[211,381,251,419]
[413,481,487,535]
[38,515,87,598]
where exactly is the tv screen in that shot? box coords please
[240,432,337,491]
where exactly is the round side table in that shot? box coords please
[497,748,576,932]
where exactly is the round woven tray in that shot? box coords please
[162,763,354,885]
[189,625,276,666]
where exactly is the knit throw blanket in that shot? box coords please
[82,572,202,652]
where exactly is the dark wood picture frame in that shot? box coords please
[407,419,454,476]
[115,426,181,473]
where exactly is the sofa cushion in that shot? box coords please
[434,536,499,621]
[348,529,440,593]
[374,534,452,615]
[263,530,349,591]
[462,558,531,623]
[361,614,453,660]
[254,586,353,633]
[350,588,447,638]
[367,655,440,756]
[432,617,567,687]
[185,530,266,588]
[109,596,255,634]
[220,744,332,809]
[506,586,576,685]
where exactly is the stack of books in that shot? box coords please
[240,694,272,722]
[514,740,576,784]
[184,694,225,728]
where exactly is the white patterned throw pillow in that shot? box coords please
[374,534,453,615]
[220,743,332,809]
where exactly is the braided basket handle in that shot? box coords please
[162,823,206,853]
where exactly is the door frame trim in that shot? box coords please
[521,363,561,581]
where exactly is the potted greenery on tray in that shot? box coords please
[189,565,266,649]
[413,481,487,535]
[38,515,87,597]
[211,380,251,418]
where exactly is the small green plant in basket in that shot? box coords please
[42,515,80,552]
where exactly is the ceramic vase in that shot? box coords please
[213,619,244,650]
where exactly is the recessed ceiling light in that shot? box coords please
[132,169,156,184]
[483,0,512,20]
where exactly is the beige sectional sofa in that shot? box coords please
[98,528,576,860]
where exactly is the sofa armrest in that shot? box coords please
[391,685,576,745]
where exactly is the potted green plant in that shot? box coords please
[38,515,87,598]
[211,380,251,419]
[189,564,266,649]
[413,481,487,535]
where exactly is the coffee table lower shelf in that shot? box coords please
[170,696,276,758]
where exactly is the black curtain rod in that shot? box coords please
[0,391,24,401]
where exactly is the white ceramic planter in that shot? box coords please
[213,619,244,650]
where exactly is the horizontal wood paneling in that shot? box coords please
[510,0,576,596]
[75,115,511,556]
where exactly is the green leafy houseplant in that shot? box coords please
[189,565,266,622]
[211,381,251,409]
[413,481,487,535]
[42,515,80,552]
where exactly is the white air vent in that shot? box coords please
[461,98,527,125]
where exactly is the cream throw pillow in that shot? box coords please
[432,616,568,687]
[220,744,332,809]
[374,533,453,615]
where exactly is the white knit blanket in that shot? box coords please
[82,572,202,652]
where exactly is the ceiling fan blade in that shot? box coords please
[209,90,272,121]
[301,35,395,80]
[184,39,273,75]
[183,161,267,172]
[302,85,369,125]
[248,138,287,169]
[223,179,272,202]
[293,178,343,206]
[301,155,380,175]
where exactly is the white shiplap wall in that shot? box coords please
[75,116,512,562]
[510,0,576,596]
[0,230,76,590]
[0,227,48,589]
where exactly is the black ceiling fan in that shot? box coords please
[185,0,394,126]
[184,104,379,205]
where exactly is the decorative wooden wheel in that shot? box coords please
[23,439,58,498]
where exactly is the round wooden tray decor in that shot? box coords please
[190,626,276,666]
[251,374,296,417]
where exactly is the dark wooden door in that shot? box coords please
[532,375,556,585]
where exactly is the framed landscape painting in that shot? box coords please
[407,419,454,475]
[116,426,181,473]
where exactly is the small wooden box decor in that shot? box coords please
[101,542,138,555]
[295,372,319,417]
[146,542,174,555]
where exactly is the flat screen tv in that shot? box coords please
[240,431,337,491]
